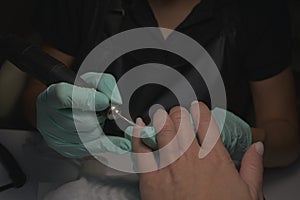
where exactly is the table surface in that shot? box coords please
[0,129,300,200]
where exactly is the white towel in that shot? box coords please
[44,175,140,200]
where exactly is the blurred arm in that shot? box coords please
[22,45,75,127]
[251,67,300,167]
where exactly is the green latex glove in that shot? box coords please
[125,108,252,161]
[125,126,157,150]
[212,108,252,161]
[36,72,131,158]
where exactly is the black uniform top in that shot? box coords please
[34,0,292,131]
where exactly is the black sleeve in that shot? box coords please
[33,0,105,57]
[241,0,292,81]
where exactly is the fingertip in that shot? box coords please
[190,101,199,110]
[94,91,110,111]
[97,73,122,105]
[190,101,198,110]
[134,118,146,136]
[136,117,145,126]
[190,101,210,122]
[240,142,264,194]
[111,87,123,105]
[133,118,143,138]
[153,109,168,133]
[254,142,264,156]
[198,102,210,112]
[153,108,167,118]
[243,142,264,161]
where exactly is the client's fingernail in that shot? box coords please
[191,101,198,106]
[153,109,168,132]
[136,117,144,125]
[133,118,144,138]
[254,142,264,156]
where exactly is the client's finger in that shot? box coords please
[190,102,226,159]
[132,118,157,173]
[169,106,198,156]
[153,109,180,167]
[132,118,151,153]
[240,142,264,197]
[153,109,177,149]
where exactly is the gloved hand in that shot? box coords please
[37,72,132,158]
[211,108,252,161]
[125,108,252,161]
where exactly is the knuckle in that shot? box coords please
[170,106,182,114]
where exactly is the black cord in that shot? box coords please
[0,183,15,193]
[0,143,26,192]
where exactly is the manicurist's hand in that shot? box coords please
[37,72,131,158]
[133,102,264,200]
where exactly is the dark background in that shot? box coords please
[0,0,34,37]
[0,0,299,129]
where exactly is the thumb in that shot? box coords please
[239,142,264,195]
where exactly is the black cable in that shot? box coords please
[0,183,15,192]
[0,34,90,87]
[0,143,26,192]
[0,34,7,68]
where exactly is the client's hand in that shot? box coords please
[132,102,264,200]
[37,72,131,158]
[125,106,252,161]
